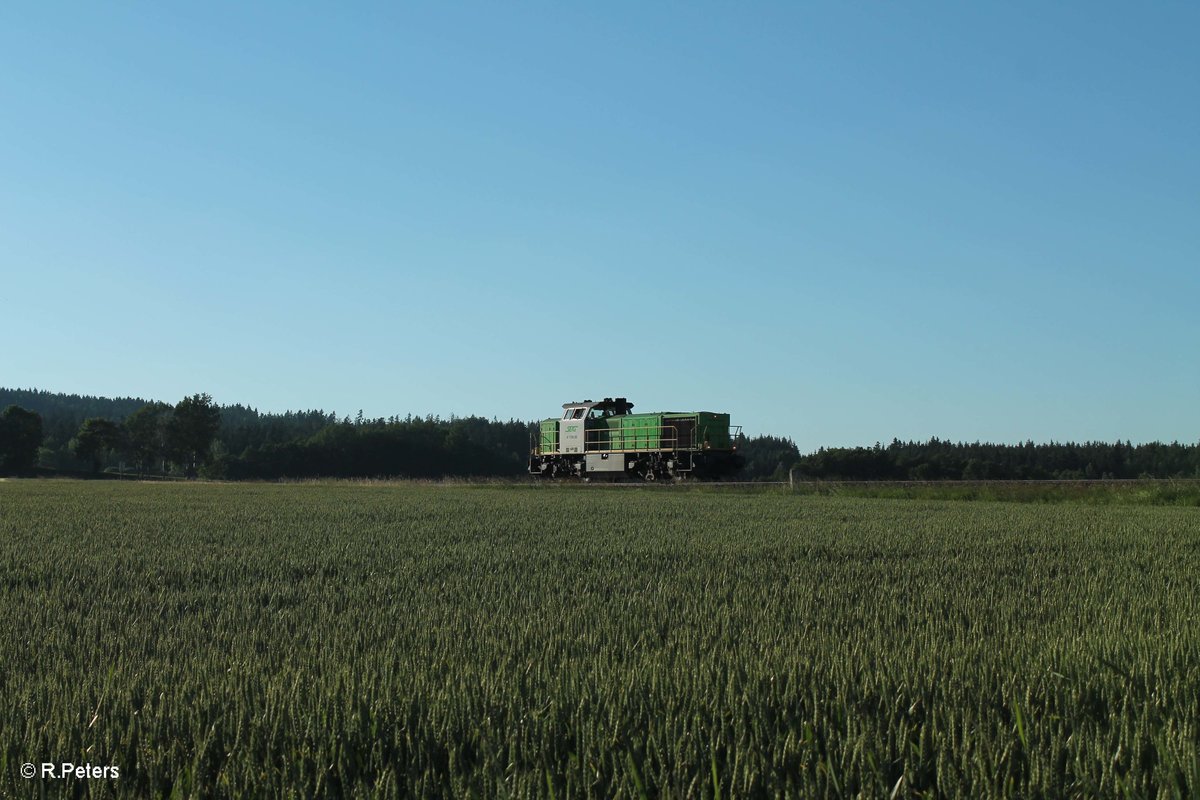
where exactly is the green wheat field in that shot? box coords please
[1,481,1198,798]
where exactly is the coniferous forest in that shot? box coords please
[1,387,1198,481]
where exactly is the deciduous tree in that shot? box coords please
[71,417,123,473]
[124,402,173,475]
[0,405,44,473]
[169,393,221,477]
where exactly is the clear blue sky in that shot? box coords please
[2,3,1196,450]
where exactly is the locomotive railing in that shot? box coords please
[533,424,741,456]
[583,424,683,454]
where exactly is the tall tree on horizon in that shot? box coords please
[71,417,124,473]
[169,393,222,478]
[124,402,174,475]
[0,405,44,474]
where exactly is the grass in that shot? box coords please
[1,481,1198,797]
[789,479,1200,506]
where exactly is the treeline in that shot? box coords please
[224,416,534,479]
[794,438,1200,481]
[735,433,801,481]
[0,388,151,471]
[0,392,222,478]
[0,388,540,479]
[2,388,1198,481]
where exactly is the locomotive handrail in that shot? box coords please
[534,422,740,456]
[582,424,686,454]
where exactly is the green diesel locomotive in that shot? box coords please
[529,397,743,480]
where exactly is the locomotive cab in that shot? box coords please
[558,398,634,454]
[559,403,587,454]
